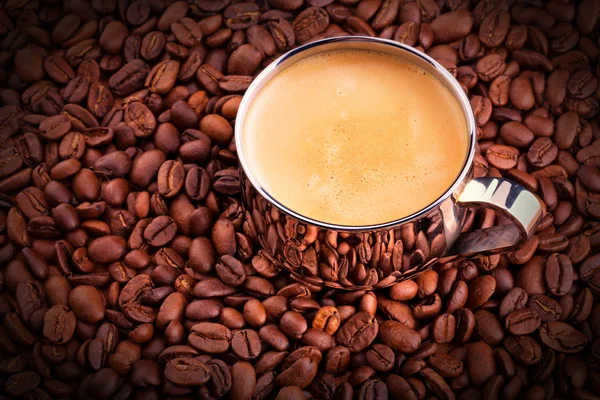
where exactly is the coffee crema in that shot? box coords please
[242,49,469,226]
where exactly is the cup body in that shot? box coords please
[235,37,528,289]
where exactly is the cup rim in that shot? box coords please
[235,36,478,232]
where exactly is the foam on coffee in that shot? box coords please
[242,49,469,226]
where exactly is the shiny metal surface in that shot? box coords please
[236,37,545,290]
[456,177,545,238]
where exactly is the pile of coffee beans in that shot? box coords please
[0,0,599,399]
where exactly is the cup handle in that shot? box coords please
[442,177,546,261]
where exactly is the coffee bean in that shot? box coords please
[528,137,558,168]
[504,335,542,365]
[69,285,105,323]
[164,357,211,386]
[499,121,534,149]
[476,54,506,82]
[292,7,329,43]
[378,321,421,353]
[312,306,340,335]
[505,307,541,335]
[429,353,463,379]
[5,371,41,396]
[538,232,569,253]
[486,144,519,169]
[474,309,505,346]
[529,294,562,322]
[455,308,475,344]
[336,311,378,352]
[432,313,456,344]
[568,69,598,99]
[43,305,76,345]
[516,256,546,296]
[467,275,496,309]
[467,341,496,386]
[88,235,126,263]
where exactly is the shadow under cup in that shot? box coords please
[235,36,544,290]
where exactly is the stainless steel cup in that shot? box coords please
[235,36,545,290]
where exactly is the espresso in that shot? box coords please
[242,49,469,226]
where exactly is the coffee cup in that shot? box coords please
[235,36,545,290]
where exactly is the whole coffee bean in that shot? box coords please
[228,44,263,76]
[276,356,318,389]
[130,359,160,387]
[467,341,496,386]
[429,352,463,379]
[528,137,558,168]
[474,309,505,346]
[432,313,456,344]
[499,121,534,148]
[231,329,262,360]
[486,144,519,169]
[88,235,126,263]
[144,216,177,247]
[516,257,546,296]
[312,306,341,335]
[366,344,394,372]
[5,371,41,396]
[568,69,598,99]
[212,218,236,256]
[479,9,510,47]
[467,275,496,308]
[43,305,76,345]
[455,308,475,344]
[69,285,105,323]
[540,321,588,353]
[505,307,541,335]
[164,357,211,386]
[375,297,414,328]
[476,54,506,82]
[109,59,149,96]
[140,31,166,61]
[216,255,247,287]
[389,280,418,301]
[336,311,378,352]
[292,7,329,43]
[529,294,562,322]
[538,232,569,253]
[430,10,473,43]
[88,368,120,399]
[145,60,180,94]
[504,335,542,365]
[228,360,256,399]
[279,310,308,340]
[509,75,535,110]
[378,321,421,353]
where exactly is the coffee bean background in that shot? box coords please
[0,0,599,399]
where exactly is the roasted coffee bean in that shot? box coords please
[504,335,542,365]
[336,311,378,352]
[5,371,41,396]
[486,144,519,169]
[467,341,496,386]
[505,307,541,335]
[366,344,394,372]
[378,321,421,353]
[539,321,588,353]
[164,357,211,386]
[293,7,329,43]
[529,294,562,322]
[43,305,76,345]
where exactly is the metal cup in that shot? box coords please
[235,36,545,290]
